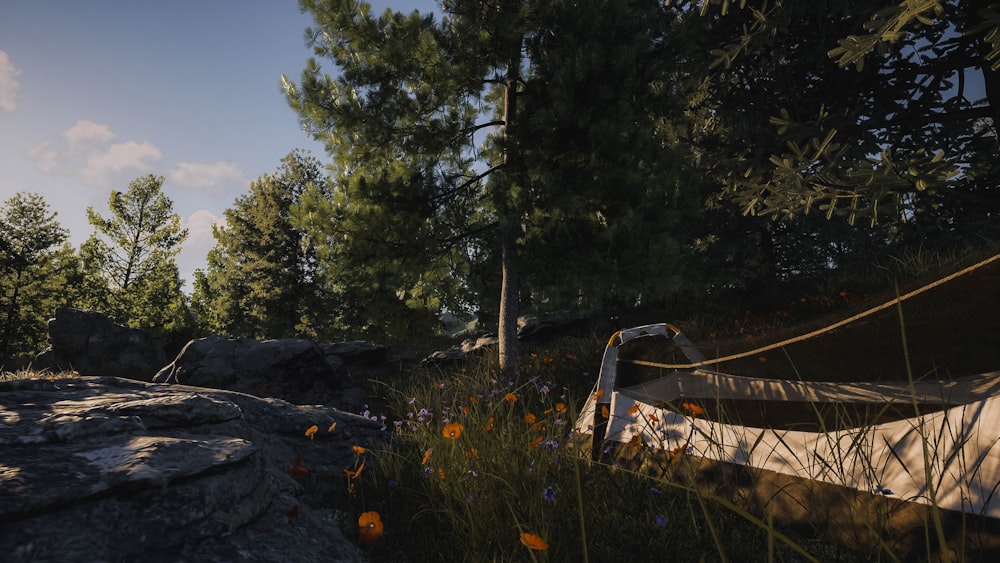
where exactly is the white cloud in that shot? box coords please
[27,141,58,173]
[0,50,21,113]
[63,120,115,153]
[80,140,163,186]
[168,161,245,192]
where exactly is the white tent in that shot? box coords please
[576,323,1000,519]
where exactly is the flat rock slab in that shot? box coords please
[0,376,382,562]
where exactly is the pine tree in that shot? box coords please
[0,193,74,365]
[195,151,337,339]
[80,175,190,340]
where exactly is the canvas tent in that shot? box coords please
[576,323,1000,520]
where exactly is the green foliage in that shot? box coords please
[80,175,191,341]
[195,151,339,340]
[0,193,77,365]
[681,0,1000,238]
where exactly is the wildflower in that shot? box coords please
[358,511,384,543]
[524,413,537,424]
[519,532,549,551]
[407,397,416,405]
[343,461,365,479]
[443,421,464,440]
[654,514,668,527]
[555,402,567,413]
[304,425,318,440]
[505,392,518,405]
[352,445,366,455]
[554,418,565,426]
[540,438,559,451]
[650,487,663,495]
[875,484,895,496]
[437,467,445,480]
[485,417,495,431]
[542,485,558,503]
[464,448,479,459]
[682,402,705,417]
[539,384,550,395]
[436,382,446,389]
[528,436,544,448]
[601,405,610,418]
[422,448,433,464]
[469,396,479,404]
[593,389,605,400]
[628,434,644,450]
[421,467,433,479]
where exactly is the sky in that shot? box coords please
[1,0,437,291]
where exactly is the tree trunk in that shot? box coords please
[497,37,523,373]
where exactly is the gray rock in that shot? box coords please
[0,375,382,562]
[33,307,167,381]
[153,337,345,406]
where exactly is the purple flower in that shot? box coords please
[465,491,474,503]
[650,487,663,495]
[542,486,558,503]
[654,514,668,527]
[421,467,433,479]
[875,484,894,495]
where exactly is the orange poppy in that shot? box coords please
[442,421,464,440]
[528,436,544,448]
[682,402,705,417]
[505,392,518,405]
[343,461,365,479]
[524,413,537,424]
[519,532,549,551]
[358,511,384,543]
[304,425,318,440]
[421,448,433,465]
[485,417,495,431]
[352,445,366,455]
[555,402,567,413]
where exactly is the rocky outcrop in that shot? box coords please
[153,337,387,408]
[424,313,593,364]
[33,307,167,381]
[0,375,384,562]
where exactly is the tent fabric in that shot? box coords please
[576,324,1000,519]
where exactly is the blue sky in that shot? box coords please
[0,0,437,290]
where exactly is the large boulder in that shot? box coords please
[34,307,167,380]
[0,375,384,562]
[153,337,387,408]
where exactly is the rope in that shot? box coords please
[623,251,1000,370]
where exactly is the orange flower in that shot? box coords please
[555,402,567,413]
[358,511,384,543]
[437,467,445,480]
[327,421,337,433]
[627,402,640,415]
[600,405,610,419]
[464,448,479,459]
[682,402,705,417]
[648,413,659,423]
[593,389,605,400]
[485,417,495,431]
[519,532,549,551]
[343,461,365,479]
[304,425,318,440]
[421,448,433,465]
[462,406,469,415]
[469,396,479,404]
[443,421,464,440]
[628,434,644,450]
[505,392,518,405]
[524,413,537,424]
[528,436,544,448]
[352,445,366,455]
